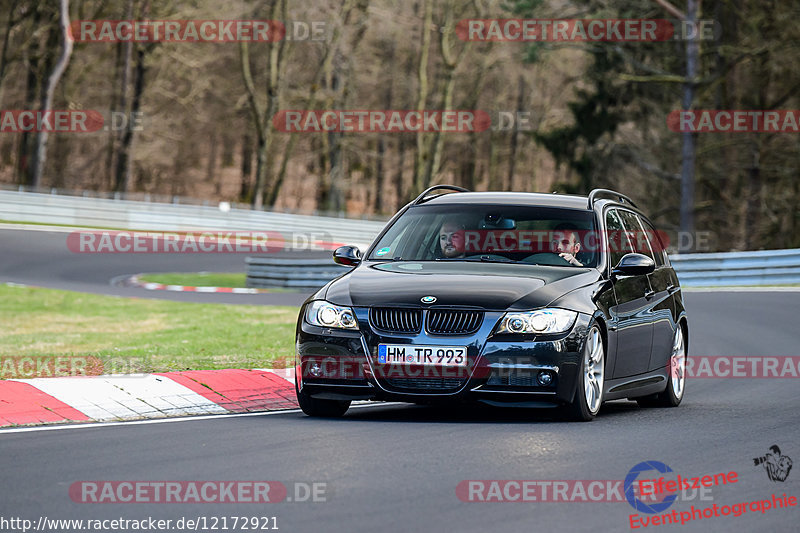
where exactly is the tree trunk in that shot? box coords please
[0,0,20,106]
[270,0,366,210]
[413,0,432,196]
[679,0,699,236]
[373,42,394,214]
[422,0,464,188]
[240,133,253,200]
[31,0,72,188]
[395,135,407,209]
[744,141,760,249]
[239,0,287,210]
[506,76,526,191]
[111,0,134,191]
[116,44,145,193]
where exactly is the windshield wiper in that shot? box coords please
[463,255,517,263]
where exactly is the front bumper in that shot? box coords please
[295,308,592,407]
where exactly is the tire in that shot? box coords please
[637,325,686,408]
[296,383,351,417]
[565,324,605,421]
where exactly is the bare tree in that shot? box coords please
[31,0,71,188]
[239,0,288,209]
[412,0,433,196]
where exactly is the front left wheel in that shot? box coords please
[565,324,605,421]
[296,383,351,417]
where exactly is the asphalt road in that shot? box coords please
[0,226,319,305]
[1,226,798,532]
[1,305,798,530]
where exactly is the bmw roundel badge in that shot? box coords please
[421,296,437,304]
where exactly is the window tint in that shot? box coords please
[368,204,599,267]
[617,210,654,260]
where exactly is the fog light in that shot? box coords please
[309,362,322,377]
[537,370,554,386]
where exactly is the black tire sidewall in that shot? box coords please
[568,323,605,421]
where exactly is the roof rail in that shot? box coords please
[587,188,638,209]
[412,185,470,205]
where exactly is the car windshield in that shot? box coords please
[368,204,599,267]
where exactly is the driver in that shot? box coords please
[439,220,466,258]
[551,223,584,266]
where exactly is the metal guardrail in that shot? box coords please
[0,189,383,249]
[3,188,797,288]
[246,256,352,289]
[247,248,800,290]
[0,184,390,221]
[671,248,800,287]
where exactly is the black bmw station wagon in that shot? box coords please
[295,186,688,421]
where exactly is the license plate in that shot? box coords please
[377,344,467,366]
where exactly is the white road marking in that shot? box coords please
[11,375,227,421]
[0,223,84,233]
[260,368,295,382]
[0,402,397,435]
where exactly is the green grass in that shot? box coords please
[0,219,122,230]
[138,272,248,288]
[0,284,299,373]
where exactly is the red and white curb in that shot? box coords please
[126,274,270,294]
[0,368,297,428]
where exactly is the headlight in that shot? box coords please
[496,309,577,334]
[305,301,359,330]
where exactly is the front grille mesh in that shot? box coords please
[370,308,422,333]
[385,377,466,391]
[426,310,483,335]
[487,374,538,387]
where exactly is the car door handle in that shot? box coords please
[644,290,655,300]
[666,284,679,294]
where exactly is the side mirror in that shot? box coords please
[612,253,655,277]
[333,245,361,267]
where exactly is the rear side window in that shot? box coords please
[605,209,631,267]
[638,217,667,267]
[617,210,655,260]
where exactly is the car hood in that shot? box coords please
[323,261,601,311]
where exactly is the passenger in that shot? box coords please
[551,223,584,266]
